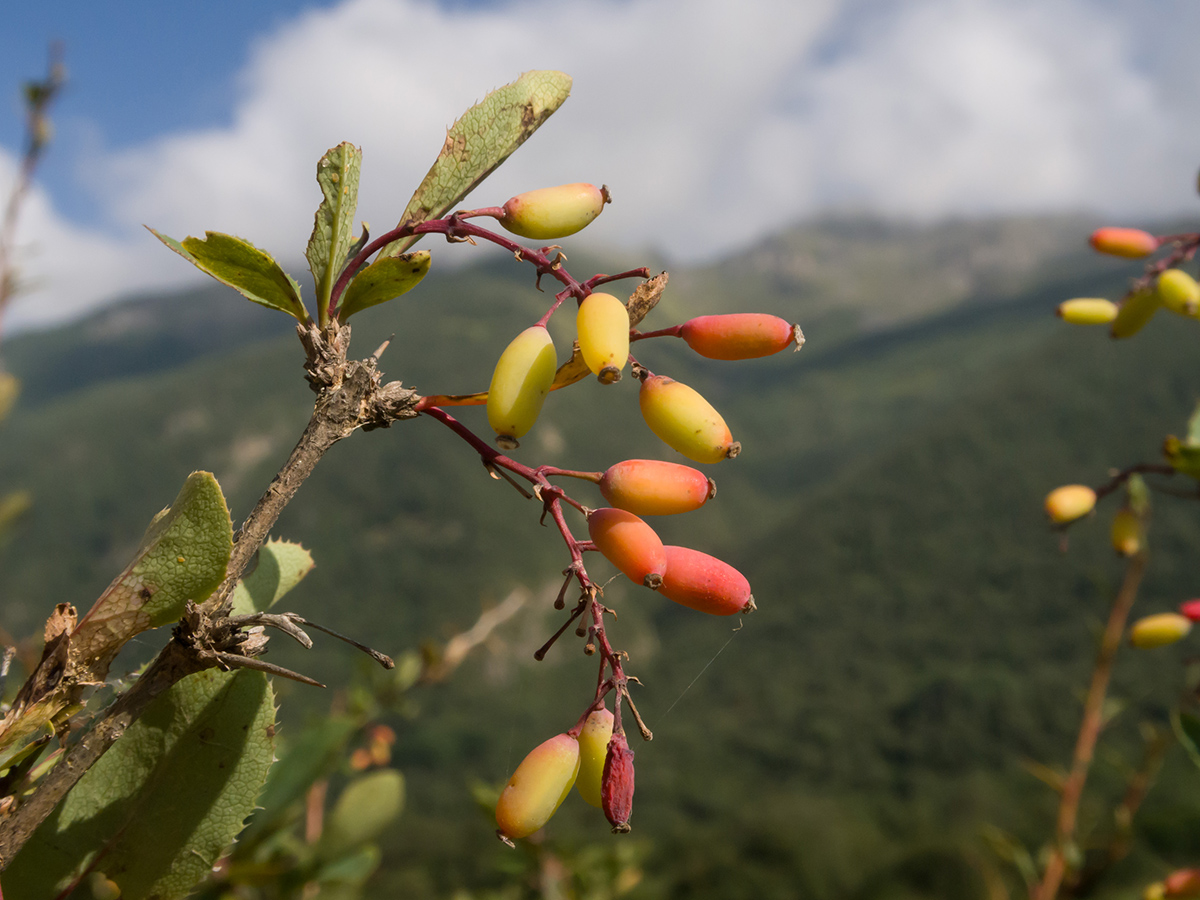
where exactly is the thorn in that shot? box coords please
[213,652,326,688]
[285,614,394,669]
[370,336,394,361]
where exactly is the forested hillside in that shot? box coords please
[2,214,1198,898]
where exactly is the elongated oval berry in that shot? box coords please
[1157,269,1200,316]
[1111,288,1162,339]
[576,707,615,808]
[587,507,667,588]
[1089,227,1158,258]
[1129,612,1192,649]
[639,374,739,464]
[1111,507,1142,557]
[680,314,802,360]
[1044,485,1096,524]
[577,292,630,383]
[1056,298,1118,325]
[487,325,557,449]
[495,733,580,841]
[1179,600,1200,622]
[599,459,715,516]
[1163,868,1200,898]
[601,732,635,833]
[499,183,608,240]
[658,545,754,616]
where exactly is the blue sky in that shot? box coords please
[3,0,1200,330]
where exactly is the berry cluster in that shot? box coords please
[1046,222,1200,655]
[404,183,802,841]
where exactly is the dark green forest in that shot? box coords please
[3,214,1200,898]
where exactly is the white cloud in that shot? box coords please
[5,0,1200,329]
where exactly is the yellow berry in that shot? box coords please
[1056,298,1118,325]
[495,733,580,840]
[1110,288,1161,339]
[577,292,630,383]
[1111,507,1142,557]
[576,708,615,808]
[1157,269,1200,316]
[639,375,739,464]
[1129,612,1192,649]
[487,325,557,449]
[499,183,608,240]
[1044,485,1096,524]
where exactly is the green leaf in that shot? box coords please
[306,143,362,323]
[315,845,382,891]
[338,250,431,320]
[71,472,233,680]
[149,228,308,321]
[4,668,276,900]
[237,716,358,848]
[378,70,572,259]
[1173,709,1200,770]
[231,538,316,616]
[318,769,405,860]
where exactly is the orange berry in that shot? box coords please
[679,314,801,360]
[499,183,608,240]
[495,733,580,840]
[1089,227,1158,258]
[1164,868,1200,897]
[577,292,630,383]
[1056,298,1118,325]
[639,374,739,464]
[599,459,715,516]
[1044,485,1096,524]
[658,545,754,616]
[576,707,615,808]
[587,508,667,588]
[1130,612,1192,649]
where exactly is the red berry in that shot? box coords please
[658,545,754,616]
[680,314,801,360]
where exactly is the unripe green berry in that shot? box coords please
[495,733,580,840]
[576,707,615,808]
[499,183,608,240]
[639,374,740,464]
[599,459,715,516]
[1056,298,1118,325]
[487,325,557,449]
[1044,485,1096,524]
[577,292,630,383]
